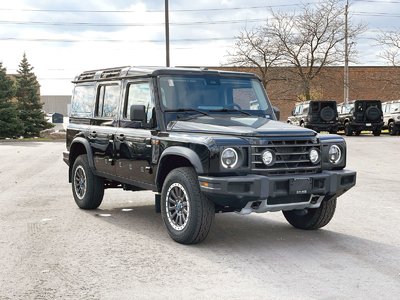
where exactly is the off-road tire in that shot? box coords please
[344,123,353,136]
[373,129,381,136]
[71,155,104,209]
[283,198,337,230]
[320,106,335,122]
[161,167,214,244]
[388,122,397,136]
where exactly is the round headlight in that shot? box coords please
[262,150,275,166]
[221,148,238,168]
[309,149,320,164]
[328,145,342,164]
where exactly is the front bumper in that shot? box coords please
[199,169,356,213]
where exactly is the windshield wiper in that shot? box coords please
[210,108,253,116]
[164,108,209,116]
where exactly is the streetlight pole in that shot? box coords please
[165,0,170,67]
[344,0,349,105]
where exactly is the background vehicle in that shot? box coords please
[287,100,339,133]
[382,100,400,135]
[63,67,356,244]
[337,100,384,136]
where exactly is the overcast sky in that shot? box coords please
[1,0,399,95]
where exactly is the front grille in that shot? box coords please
[251,139,321,175]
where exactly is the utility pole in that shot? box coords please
[344,0,349,105]
[165,0,170,67]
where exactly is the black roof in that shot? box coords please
[73,66,259,83]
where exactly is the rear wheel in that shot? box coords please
[161,167,214,244]
[72,155,104,209]
[388,122,397,135]
[373,129,381,136]
[344,123,353,136]
[283,198,336,230]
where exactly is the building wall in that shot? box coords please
[41,95,71,115]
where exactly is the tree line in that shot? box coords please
[0,53,52,139]
[226,0,368,100]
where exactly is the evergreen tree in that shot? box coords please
[0,62,24,138]
[15,53,52,137]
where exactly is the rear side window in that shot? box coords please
[70,84,95,117]
[96,84,120,118]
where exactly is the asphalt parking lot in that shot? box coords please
[0,136,399,299]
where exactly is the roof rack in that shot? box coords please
[75,66,129,82]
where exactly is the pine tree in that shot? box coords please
[15,53,52,137]
[0,62,24,138]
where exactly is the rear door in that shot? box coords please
[89,82,121,176]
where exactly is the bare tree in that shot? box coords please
[226,0,364,100]
[225,25,285,88]
[376,30,400,66]
[268,0,363,99]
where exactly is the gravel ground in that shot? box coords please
[0,136,399,299]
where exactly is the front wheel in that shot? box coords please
[71,155,104,209]
[161,167,215,244]
[282,198,336,230]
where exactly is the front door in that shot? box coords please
[115,80,156,187]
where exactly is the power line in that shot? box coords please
[0,3,308,14]
[0,18,268,27]
[0,37,236,43]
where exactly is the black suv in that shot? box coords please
[382,100,400,135]
[287,100,339,133]
[63,67,356,244]
[337,100,384,136]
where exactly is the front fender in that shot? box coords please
[159,146,204,174]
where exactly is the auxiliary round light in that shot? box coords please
[328,145,342,164]
[221,148,238,168]
[309,149,320,164]
[262,150,275,166]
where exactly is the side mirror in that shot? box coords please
[291,109,295,116]
[130,105,147,124]
[273,106,280,121]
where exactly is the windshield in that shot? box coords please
[159,75,270,114]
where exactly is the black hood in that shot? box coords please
[167,115,316,137]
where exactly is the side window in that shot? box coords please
[302,104,309,114]
[124,82,154,124]
[70,84,95,117]
[95,84,120,118]
[294,105,301,115]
